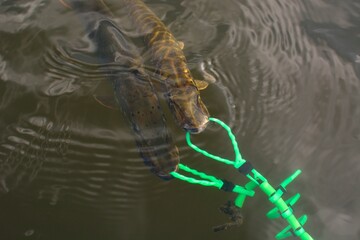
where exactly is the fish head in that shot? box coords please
[168,86,209,134]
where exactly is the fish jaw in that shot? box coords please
[168,85,210,134]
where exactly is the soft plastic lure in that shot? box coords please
[171,117,315,240]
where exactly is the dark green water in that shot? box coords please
[1,0,360,239]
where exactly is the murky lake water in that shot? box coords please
[1,0,360,239]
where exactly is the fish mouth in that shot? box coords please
[179,103,210,134]
[155,164,179,180]
[168,88,210,134]
[171,102,209,134]
[183,117,209,134]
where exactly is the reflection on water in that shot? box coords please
[1,0,360,239]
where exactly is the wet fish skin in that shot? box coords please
[93,20,180,178]
[59,1,180,178]
[111,69,180,178]
[121,0,210,133]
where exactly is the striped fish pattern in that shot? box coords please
[94,20,180,178]
[58,0,179,178]
[121,0,210,133]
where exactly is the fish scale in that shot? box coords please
[122,0,210,133]
[58,0,180,178]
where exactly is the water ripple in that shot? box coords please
[1,0,360,239]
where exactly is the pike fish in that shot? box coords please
[59,0,179,178]
[116,0,210,133]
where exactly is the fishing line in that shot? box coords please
[171,117,314,240]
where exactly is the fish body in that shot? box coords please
[122,0,210,133]
[95,20,179,178]
[60,1,179,178]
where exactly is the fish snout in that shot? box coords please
[182,114,209,134]
[169,88,210,134]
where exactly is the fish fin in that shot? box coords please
[202,72,216,83]
[194,79,209,90]
[93,95,118,110]
[59,0,72,9]
[178,41,184,50]
[93,80,118,110]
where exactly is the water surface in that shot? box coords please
[0,0,360,239]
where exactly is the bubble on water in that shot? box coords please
[24,229,34,237]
